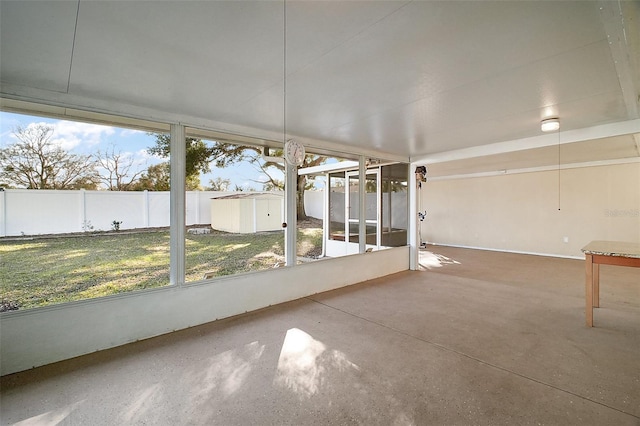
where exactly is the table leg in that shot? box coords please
[585,254,593,327]
[593,263,600,308]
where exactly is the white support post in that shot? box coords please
[409,163,419,270]
[285,162,297,266]
[376,168,382,249]
[322,173,330,258]
[170,124,186,286]
[358,156,366,253]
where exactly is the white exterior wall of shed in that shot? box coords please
[210,195,284,234]
[238,199,254,233]
[210,198,240,233]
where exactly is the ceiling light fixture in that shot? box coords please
[541,118,560,132]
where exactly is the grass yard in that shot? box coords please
[0,221,322,311]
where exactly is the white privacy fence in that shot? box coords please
[0,189,264,237]
[0,189,406,237]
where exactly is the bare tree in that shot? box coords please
[0,124,99,189]
[94,143,144,190]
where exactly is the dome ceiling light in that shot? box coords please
[541,118,560,132]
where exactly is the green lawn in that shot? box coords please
[0,225,322,311]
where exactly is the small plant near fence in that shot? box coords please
[111,220,123,231]
[0,300,20,312]
[82,220,94,232]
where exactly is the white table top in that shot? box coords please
[581,241,640,259]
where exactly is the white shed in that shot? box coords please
[210,193,284,234]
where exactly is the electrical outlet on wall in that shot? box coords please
[563,236,569,243]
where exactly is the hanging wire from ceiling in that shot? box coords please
[66,0,81,93]
[557,123,561,211]
[543,117,562,211]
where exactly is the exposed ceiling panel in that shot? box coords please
[1,0,639,162]
[0,0,79,93]
[68,1,283,117]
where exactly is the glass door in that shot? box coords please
[346,170,380,252]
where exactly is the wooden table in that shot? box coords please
[581,241,640,327]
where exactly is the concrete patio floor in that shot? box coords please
[1,245,639,425]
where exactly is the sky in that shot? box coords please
[0,111,283,190]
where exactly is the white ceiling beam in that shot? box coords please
[414,119,640,165]
[428,157,640,182]
[0,88,408,163]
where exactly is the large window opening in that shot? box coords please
[0,110,171,311]
[182,129,287,282]
[0,107,411,311]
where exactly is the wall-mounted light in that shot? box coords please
[415,166,427,188]
[541,118,560,132]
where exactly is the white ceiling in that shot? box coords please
[1,1,639,168]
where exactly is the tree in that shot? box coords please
[131,163,170,191]
[0,124,99,189]
[261,179,283,191]
[206,177,231,191]
[131,162,200,191]
[146,134,221,179]
[94,143,145,190]
[186,174,202,191]
[148,134,327,219]
[250,150,324,218]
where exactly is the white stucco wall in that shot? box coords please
[422,163,640,257]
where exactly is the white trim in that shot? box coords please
[428,157,640,181]
[322,174,329,258]
[412,119,640,165]
[299,160,359,176]
[169,124,186,286]
[0,97,171,132]
[408,163,419,270]
[423,243,583,261]
[0,93,408,163]
[284,162,297,266]
[358,156,367,254]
